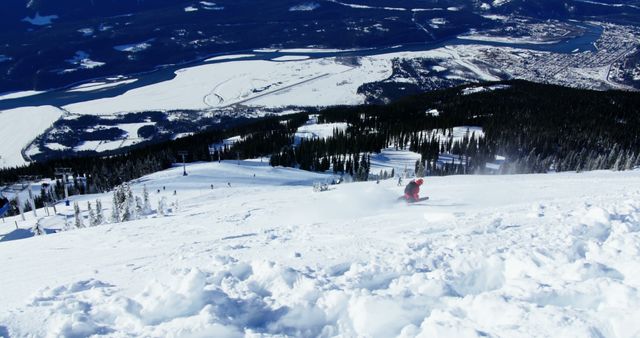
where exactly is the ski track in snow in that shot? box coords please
[1,160,640,337]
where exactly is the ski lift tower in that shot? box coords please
[54,167,73,206]
[177,151,189,176]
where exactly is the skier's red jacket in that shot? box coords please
[404,178,424,202]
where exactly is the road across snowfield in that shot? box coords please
[1,161,640,337]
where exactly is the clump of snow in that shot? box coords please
[289,2,321,11]
[184,6,198,12]
[22,12,58,26]
[0,55,11,63]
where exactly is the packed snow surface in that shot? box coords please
[1,159,640,337]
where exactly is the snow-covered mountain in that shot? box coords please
[1,156,640,337]
[1,0,639,168]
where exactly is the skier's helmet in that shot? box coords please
[415,178,424,185]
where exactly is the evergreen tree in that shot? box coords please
[142,185,152,214]
[111,189,120,223]
[73,201,84,228]
[158,197,167,216]
[95,199,104,225]
[417,161,425,178]
[120,184,135,222]
[32,223,45,236]
[135,196,144,217]
[87,201,96,227]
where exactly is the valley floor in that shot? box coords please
[1,161,640,337]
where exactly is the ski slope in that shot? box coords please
[1,160,640,337]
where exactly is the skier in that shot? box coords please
[397,176,403,186]
[403,178,426,203]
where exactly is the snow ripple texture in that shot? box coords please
[1,163,640,337]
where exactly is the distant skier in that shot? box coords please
[403,178,426,203]
[397,176,403,186]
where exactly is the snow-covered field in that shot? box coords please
[294,116,348,143]
[0,105,63,168]
[60,46,502,115]
[1,158,640,337]
[62,55,391,114]
[74,122,152,152]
